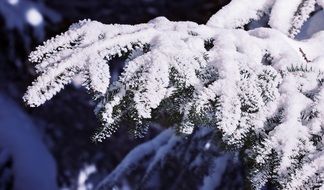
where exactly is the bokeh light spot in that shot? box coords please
[7,0,19,5]
[26,8,43,26]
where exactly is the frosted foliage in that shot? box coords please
[208,0,323,38]
[24,1,324,189]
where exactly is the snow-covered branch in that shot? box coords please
[23,1,324,189]
[208,0,324,37]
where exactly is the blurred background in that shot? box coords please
[0,0,231,189]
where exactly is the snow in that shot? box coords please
[23,0,324,189]
[296,10,324,40]
[0,93,57,190]
[77,165,97,190]
[96,129,173,189]
[208,0,321,38]
[87,55,111,94]
[200,155,230,190]
[207,0,274,29]
[268,0,303,34]
[318,0,324,7]
[287,153,324,189]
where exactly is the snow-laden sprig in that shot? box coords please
[24,9,324,190]
[207,0,323,38]
[24,19,158,106]
[23,17,214,125]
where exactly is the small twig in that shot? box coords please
[299,48,311,63]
